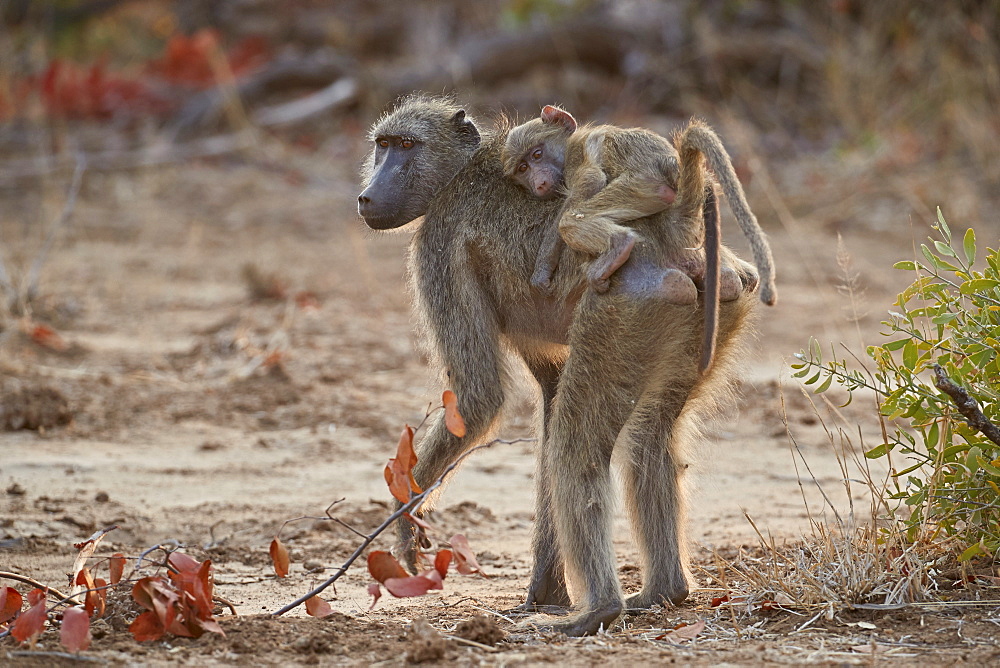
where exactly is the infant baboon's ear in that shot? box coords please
[541,105,577,133]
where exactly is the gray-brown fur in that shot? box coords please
[358,95,761,636]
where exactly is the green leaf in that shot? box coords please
[934,240,956,257]
[937,207,952,242]
[894,260,917,271]
[920,244,936,266]
[804,371,821,385]
[883,339,908,352]
[931,312,958,325]
[959,542,984,562]
[964,227,976,266]
[961,278,1000,294]
[976,456,1000,477]
[902,341,918,370]
[814,374,833,394]
[866,443,891,459]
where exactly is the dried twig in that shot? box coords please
[272,437,534,616]
[932,365,1000,447]
[24,154,86,302]
[0,571,69,601]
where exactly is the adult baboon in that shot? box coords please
[358,94,762,636]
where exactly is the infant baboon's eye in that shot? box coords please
[517,162,529,173]
[531,148,543,160]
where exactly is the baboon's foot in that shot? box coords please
[719,266,742,302]
[522,572,572,609]
[531,264,556,296]
[506,603,571,618]
[657,183,677,205]
[517,602,624,637]
[733,257,759,294]
[658,268,698,305]
[624,584,690,612]
[588,231,637,293]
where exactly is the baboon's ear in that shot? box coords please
[541,105,577,133]
[451,109,480,144]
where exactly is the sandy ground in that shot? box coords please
[2,133,999,666]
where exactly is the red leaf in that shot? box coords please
[442,390,467,437]
[60,606,91,652]
[367,583,382,610]
[385,426,422,503]
[404,512,435,533]
[449,534,483,576]
[129,610,165,642]
[167,551,201,574]
[367,551,408,583]
[11,590,47,644]
[305,596,334,618]
[655,619,706,643]
[109,553,126,585]
[1,586,23,624]
[29,323,68,351]
[26,588,46,606]
[434,550,452,579]
[383,575,435,598]
[270,539,290,578]
[711,594,729,607]
[419,568,444,591]
[93,579,108,618]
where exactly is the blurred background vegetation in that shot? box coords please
[1,0,998,222]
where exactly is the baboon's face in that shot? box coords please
[358,105,480,231]
[357,135,426,230]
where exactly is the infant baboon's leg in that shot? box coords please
[531,220,566,296]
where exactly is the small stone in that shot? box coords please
[95,491,110,503]
[6,483,25,496]
[303,559,325,572]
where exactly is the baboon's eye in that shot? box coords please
[531,148,543,160]
[517,162,529,173]
[377,138,389,148]
[400,139,415,149]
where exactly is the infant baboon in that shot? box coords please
[503,105,696,298]
[504,105,777,369]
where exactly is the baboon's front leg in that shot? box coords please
[397,283,507,572]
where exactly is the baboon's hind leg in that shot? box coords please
[621,397,693,610]
[517,357,570,611]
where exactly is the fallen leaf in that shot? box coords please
[656,619,705,643]
[27,322,68,351]
[367,551,408,583]
[305,596,334,618]
[367,583,382,610]
[108,553,126,584]
[434,550,452,579]
[384,574,436,598]
[449,534,483,576]
[710,594,729,607]
[167,551,201,574]
[442,390,466,437]
[270,539,290,578]
[129,610,165,642]
[1,586,23,624]
[60,606,91,652]
[11,588,47,645]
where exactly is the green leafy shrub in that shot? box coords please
[793,210,1000,560]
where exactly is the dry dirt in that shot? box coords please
[2,130,999,666]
